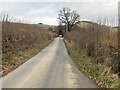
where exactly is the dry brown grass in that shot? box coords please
[2,17,54,76]
[65,21,119,75]
[65,40,119,88]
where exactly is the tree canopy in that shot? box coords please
[58,7,80,32]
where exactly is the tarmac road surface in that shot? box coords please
[1,37,98,88]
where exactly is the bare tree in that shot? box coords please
[58,7,80,32]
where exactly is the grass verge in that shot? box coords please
[2,40,53,76]
[64,40,119,88]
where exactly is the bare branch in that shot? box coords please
[58,7,80,32]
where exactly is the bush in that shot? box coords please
[65,21,119,75]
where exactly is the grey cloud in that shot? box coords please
[0,1,118,25]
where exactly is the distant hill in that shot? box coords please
[75,21,118,32]
[36,24,56,30]
[76,21,100,28]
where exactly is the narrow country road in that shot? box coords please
[2,38,98,88]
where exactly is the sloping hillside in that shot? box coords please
[65,21,119,88]
[36,24,55,30]
[2,21,54,76]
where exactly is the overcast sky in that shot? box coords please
[0,0,119,25]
